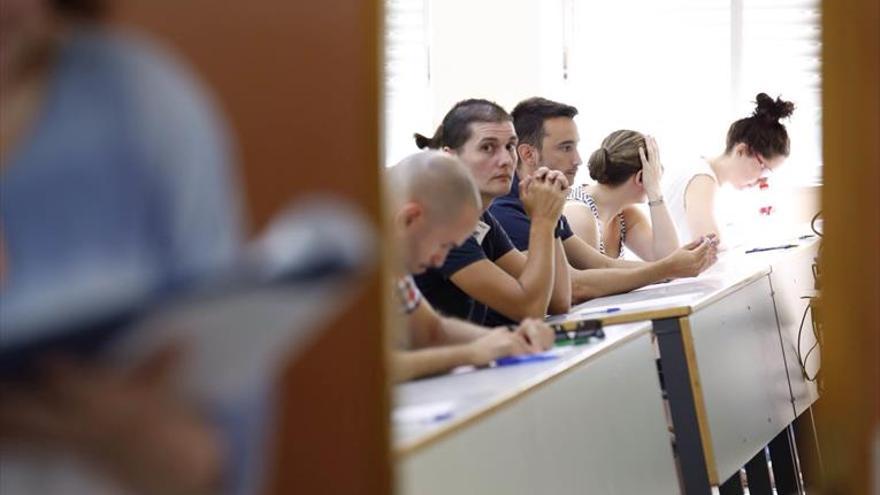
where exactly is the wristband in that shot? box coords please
[648,197,664,207]
[554,217,571,239]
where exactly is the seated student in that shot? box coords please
[493,97,717,302]
[413,99,571,327]
[565,130,680,261]
[386,151,554,382]
[662,93,795,246]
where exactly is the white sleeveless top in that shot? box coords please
[662,158,719,244]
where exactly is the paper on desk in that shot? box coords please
[574,294,699,317]
[633,276,702,292]
[393,401,456,425]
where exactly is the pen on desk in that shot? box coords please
[576,307,621,317]
[745,244,799,254]
[432,411,453,422]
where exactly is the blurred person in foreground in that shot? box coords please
[387,151,554,382]
[0,0,269,493]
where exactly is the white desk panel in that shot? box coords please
[396,322,680,495]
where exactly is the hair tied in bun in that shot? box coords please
[753,93,795,122]
[595,147,611,182]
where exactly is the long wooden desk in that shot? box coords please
[394,321,681,495]
[548,237,821,494]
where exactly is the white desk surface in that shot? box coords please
[548,236,819,326]
[392,236,820,491]
[393,320,653,456]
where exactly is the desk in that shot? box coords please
[757,240,821,416]
[394,321,680,495]
[549,238,820,494]
[745,239,823,490]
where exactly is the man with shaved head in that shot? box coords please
[387,151,553,381]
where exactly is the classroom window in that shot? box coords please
[383,0,822,184]
[737,0,822,185]
[563,0,821,187]
[384,0,432,167]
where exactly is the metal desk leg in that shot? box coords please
[793,406,824,491]
[768,425,803,495]
[654,318,712,495]
[744,448,773,495]
[719,471,744,495]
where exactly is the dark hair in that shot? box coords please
[587,130,646,186]
[511,97,579,149]
[51,0,108,18]
[414,99,511,151]
[725,93,795,158]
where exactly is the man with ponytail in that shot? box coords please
[412,99,572,327]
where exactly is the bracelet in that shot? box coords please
[648,197,664,207]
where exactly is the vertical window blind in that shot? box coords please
[384,0,431,166]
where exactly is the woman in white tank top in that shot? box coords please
[564,130,680,261]
[663,93,795,247]
[662,158,720,244]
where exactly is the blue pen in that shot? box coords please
[432,411,454,422]
[495,352,560,367]
[578,307,621,317]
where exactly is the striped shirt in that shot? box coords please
[568,185,627,258]
[396,275,423,314]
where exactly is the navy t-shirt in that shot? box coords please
[489,172,574,251]
[414,210,515,326]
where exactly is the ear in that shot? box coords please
[396,202,424,229]
[517,143,537,168]
[441,146,454,155]
[733,142,750,157]
[634,170,644,186]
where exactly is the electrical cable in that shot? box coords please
[797,297,821,382]
[810,210,823,237]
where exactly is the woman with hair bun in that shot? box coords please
[662,93,795,246]
[564,130,681,261]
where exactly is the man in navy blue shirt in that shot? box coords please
[490,168,578,251]
[413,99,571,326]
[413,207,515,324]
[490,97,717,303]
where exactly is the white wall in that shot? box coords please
[388,0,822,195]
[426,0,737,188]
[428,0,566,122]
